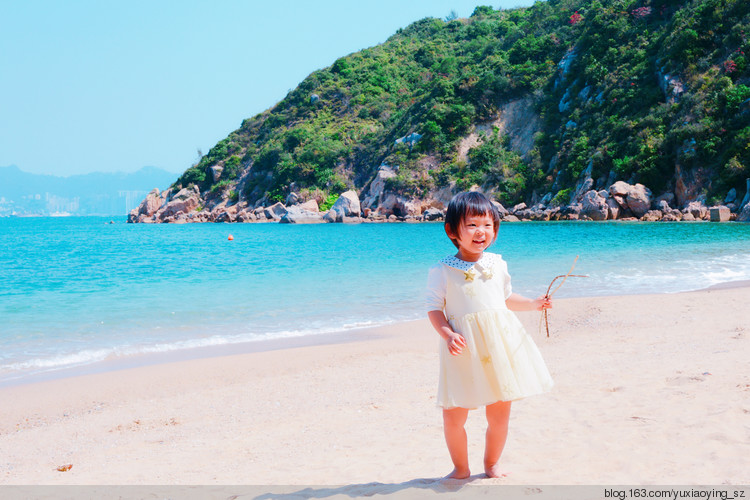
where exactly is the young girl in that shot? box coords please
[426,191,554,479]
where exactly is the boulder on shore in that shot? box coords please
[264,202,287,220]
[377,193,421,217]
[640,210,663,222]
[511,202,527,213]
[581,190,609,221]
[280,205,325,224]
[609,181,631,197]
[236,210,257,223]
[299,199,319,212]
[626,183,653,218]
[661,211,682,222]
[159,187,201,219]
[492,201,509,217]
[684,201,708,220]
[285,192,301,205]
[136,189,162,217]
[606,198,620,220]
[323,210,339,223]
[709,206,731,222]
[331,190,361,218]
[422,207,444,221]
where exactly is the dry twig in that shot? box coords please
[540,256,588,337]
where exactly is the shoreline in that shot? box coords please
[0,320,405,389]
[4,213,750,224]
[129,183,750,224]
[3,279,750,389]
[1,285,749,486]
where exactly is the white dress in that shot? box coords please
[426,252,553,409]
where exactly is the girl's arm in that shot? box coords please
[428,310,466,356]
[505,293,552,312]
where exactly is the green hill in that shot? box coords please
[168,0,749,216]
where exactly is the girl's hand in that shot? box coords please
[534,295,552,311]
[506,293,552,312]
[427,310,466,356]
[446,332,467,356]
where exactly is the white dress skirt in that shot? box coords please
[426,253,554,409]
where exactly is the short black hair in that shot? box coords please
[444,191,500,249]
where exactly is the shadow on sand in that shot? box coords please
[251,475,484,499]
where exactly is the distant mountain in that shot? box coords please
[0,165,177,216]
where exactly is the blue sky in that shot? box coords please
[1,0,535,177]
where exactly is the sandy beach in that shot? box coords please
[1,285,749,493]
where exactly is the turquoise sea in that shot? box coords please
[2,216,750,385]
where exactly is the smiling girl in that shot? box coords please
[426,191,554,479]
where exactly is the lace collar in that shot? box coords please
[440,252,497,271]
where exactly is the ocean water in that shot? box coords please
[2,216,750,384]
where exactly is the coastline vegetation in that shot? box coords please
[172,0,750,209]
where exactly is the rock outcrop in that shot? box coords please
[684,201,708,220]
[299,199,319,212]
[264,202,287,221]
[330,190,361,219]
[280,205,325,224]
[580,190,608,221]
[128,173,746,225]
[675,164,711,208]
[626,184,653,219]
[739,179,750,210]
[605,198,621,220]
[137,189,162,217]
[737,202,750,222]
[362,165,396,211]
[422,207,444,221]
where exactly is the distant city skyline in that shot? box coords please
[0,164,177,215]
[0,0,535,177]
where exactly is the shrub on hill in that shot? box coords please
[171,0,750,209]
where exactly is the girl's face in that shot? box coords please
[447,212,496,262]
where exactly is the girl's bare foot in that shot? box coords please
[444,467,471,480]
[484,463,509,478]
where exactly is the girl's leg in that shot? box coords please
[484,400,511,478]
[442,407,470,479]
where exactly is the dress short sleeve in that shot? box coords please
[425,264,446,312]
[498,256,513,300]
